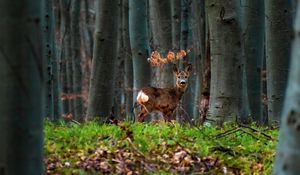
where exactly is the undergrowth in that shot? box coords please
[44,121,278,174]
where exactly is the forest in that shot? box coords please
[0,0,299,174]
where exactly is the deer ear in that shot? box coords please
[173,64,179,74]
[185,64,192,75]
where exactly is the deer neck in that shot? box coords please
[175,85,187,99]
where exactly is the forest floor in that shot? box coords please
[44,121,278,175]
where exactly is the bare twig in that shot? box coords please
[211,127,241,139]
[238,123,277,141]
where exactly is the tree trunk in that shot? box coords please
[86,0,118,120]
[60,0,73,115]
[71,0,83,121]
[206,0,243,124]
[45,0,61,121]
[129,0,151,104]
[273,2,300,173]
[265,0,292,122]
[171,0,181,51]
[123,0,134,120]
[149,0,173,88]
[112,0,124,119]
[44,0,54,120]
[243,0,265,123]
[0,1,44,174]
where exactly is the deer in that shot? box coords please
[136,64,192,122]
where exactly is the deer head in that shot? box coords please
[173,64,192,92]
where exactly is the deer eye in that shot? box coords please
[177,76,180,79]
[185,76,187,78]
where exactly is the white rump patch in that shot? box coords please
[137,91,149,103]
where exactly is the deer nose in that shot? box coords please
[180,80,186,85]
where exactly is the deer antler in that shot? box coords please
[147,49,191,66]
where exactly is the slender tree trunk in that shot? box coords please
[71,0,83,121]
[86,0,118,120]
[112,0,124,119]
[183,0,198,121]
[243,0,264,123]
[206,0,243,124]
[0,1,44,174]
[149,0,173,88]
[265,0,292,122]
[129,0,151,104]
[60,0,73,115]
[44,0,54,120]
[171,0,181,51]
[180,0,189,52]
[122,0,134,120]
[45,0,61,121]
[273,2,300,173]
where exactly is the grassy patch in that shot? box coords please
[44,121,278,174]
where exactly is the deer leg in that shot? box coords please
[137,106,148,122]
[163,110,174,122]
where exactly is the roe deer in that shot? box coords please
[136,64,192,122]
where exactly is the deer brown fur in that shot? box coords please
[136,64,192,122]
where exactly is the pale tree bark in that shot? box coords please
[273,2,300,174]
[149,0,173,88]
[86,0,118,120]
[129,0,151,103]
[243,0,264,123]
[0,1,44,174]
[265,0,292,123]
[206,0,243,124]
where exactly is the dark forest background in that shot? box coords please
[1,0,300,174]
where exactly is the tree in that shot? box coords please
[206,0,243,124]
[71,0,84,121]
[129,0,151,107]
[60,0,73,115]
[86,0,119,120]
[273,2,300,174]
[148,0,173,88]
[265,0,292,122]
[243,0,265,123]
[122,0,134,119]
[44,0,61,121]
[0,1,44,174]
[171,0,181,51]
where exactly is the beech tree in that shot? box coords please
[265,0,292,122]
[129,0,151,105]
[0,1,44,174]
[244,0,265,123]
[206,0,243,124]
[86,0,119,120]
[273,2,300,174]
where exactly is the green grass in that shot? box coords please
[44,121,278,174]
